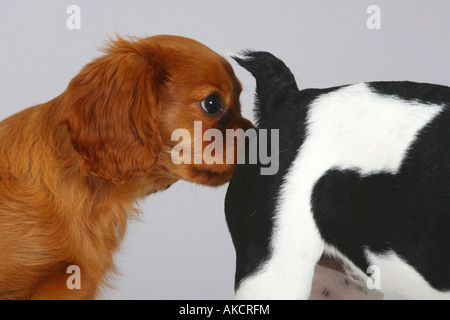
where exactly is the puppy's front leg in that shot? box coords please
[235,205,325,300]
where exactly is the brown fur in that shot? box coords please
[0,35,252,299]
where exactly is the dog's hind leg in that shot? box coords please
[235,197,325,300]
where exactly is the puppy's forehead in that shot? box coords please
[170,50,232,79]
[168,56,236,97]
[147,35,240,98]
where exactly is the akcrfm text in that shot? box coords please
[223,305,269,315]
[179,304,269,317]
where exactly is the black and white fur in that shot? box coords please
[225,51,450,300]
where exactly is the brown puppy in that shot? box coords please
[0,35,252,299]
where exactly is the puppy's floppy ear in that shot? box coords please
[61,37,167,184]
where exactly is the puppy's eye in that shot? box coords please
[201,95,222,114]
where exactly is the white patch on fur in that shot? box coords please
[365,250,450,300]
[235,83,443,300]
[228,52,249,64]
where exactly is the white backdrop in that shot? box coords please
[0,0,448,299]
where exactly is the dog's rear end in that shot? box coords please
[226,51,449,300]
[225,52,384,300]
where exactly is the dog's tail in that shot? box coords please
[232,51,299,121]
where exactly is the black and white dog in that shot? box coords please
[225,51,450,300]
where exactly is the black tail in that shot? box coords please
[232,51,299,120]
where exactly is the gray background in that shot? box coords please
[0,0,448,299]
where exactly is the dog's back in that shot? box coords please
[226,51,450,299]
